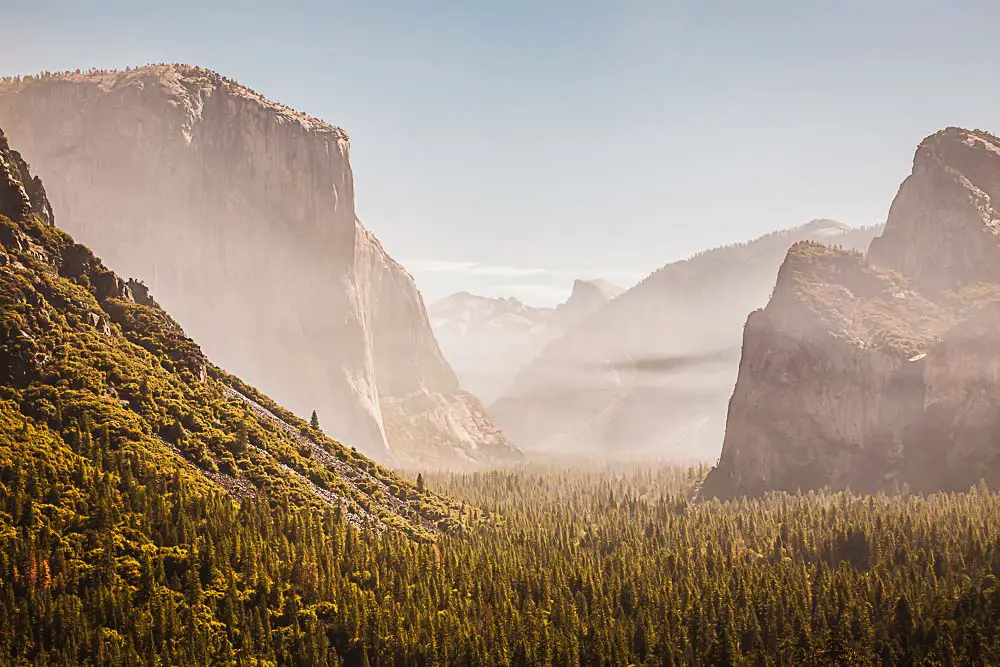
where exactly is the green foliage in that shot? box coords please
[5,449,1000,665]
[0,210,461,537]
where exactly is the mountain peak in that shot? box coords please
[435,291,527,309]
[796,218,851,235]
[572,277,623,299]
[0,64,519,469]
[869,125,1000,290]
[705,126,1000,499]
[559,278,622,316]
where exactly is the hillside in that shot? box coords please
[429,278,622,402]
[704,127,1000,498]
[489,220,882,461]
[0,65,520,469]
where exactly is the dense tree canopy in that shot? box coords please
[4,447,1000,665]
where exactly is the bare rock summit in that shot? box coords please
[704,127,1000,498]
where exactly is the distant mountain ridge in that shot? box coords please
[489,219,883,461]
[0,64,520,469]
[429,278,624,403]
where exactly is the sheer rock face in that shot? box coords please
[489,221,880,461]
[705,128,1000,499]
[912,302,1000,490]
[869,128,1000,291]
[0,66,519,466]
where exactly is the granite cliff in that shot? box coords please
[0,66,519,468]
[429,278,622,403]
[489,221,881,461]
[0,124,463,535]
[704,127,1000,498]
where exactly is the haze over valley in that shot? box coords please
[8,2,1000,664]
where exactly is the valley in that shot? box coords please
[3,49,1000,665]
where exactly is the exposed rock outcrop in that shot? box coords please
[704,127,1000,498]
[489,221,881,461]
[0,65,519,467]
[0,127,52,225]
[429,278,622,403]
[555,279,623,323]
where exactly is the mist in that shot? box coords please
[429,221,884,464]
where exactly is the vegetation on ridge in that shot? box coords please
[769,241,1000,358]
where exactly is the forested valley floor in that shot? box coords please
[4,454,1000,666]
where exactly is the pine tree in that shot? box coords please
[310,410,320,430]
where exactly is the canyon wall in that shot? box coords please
[704,128,1000,497]
[0,66,519,467]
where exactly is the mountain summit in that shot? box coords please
[704,127,1000,498]
[0,65,520,468]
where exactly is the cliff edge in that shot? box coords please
[704,127,1000,498]
[0,65,520,468]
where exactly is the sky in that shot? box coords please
[4,0,1000,305]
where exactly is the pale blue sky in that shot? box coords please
[4,1,1000,305]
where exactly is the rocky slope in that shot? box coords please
[489,220,881,461]
[703,127,1000,498]
[429,278,622,402]
[0,124,463,537]
[0,65,520,468]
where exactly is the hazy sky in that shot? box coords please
[4,0,1000,305]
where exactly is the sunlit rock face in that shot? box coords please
[0,65,520,467]
[869,128,1000,291]
[0,127,52,226]
[489,220,880,462]
[704,128,1000,499]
